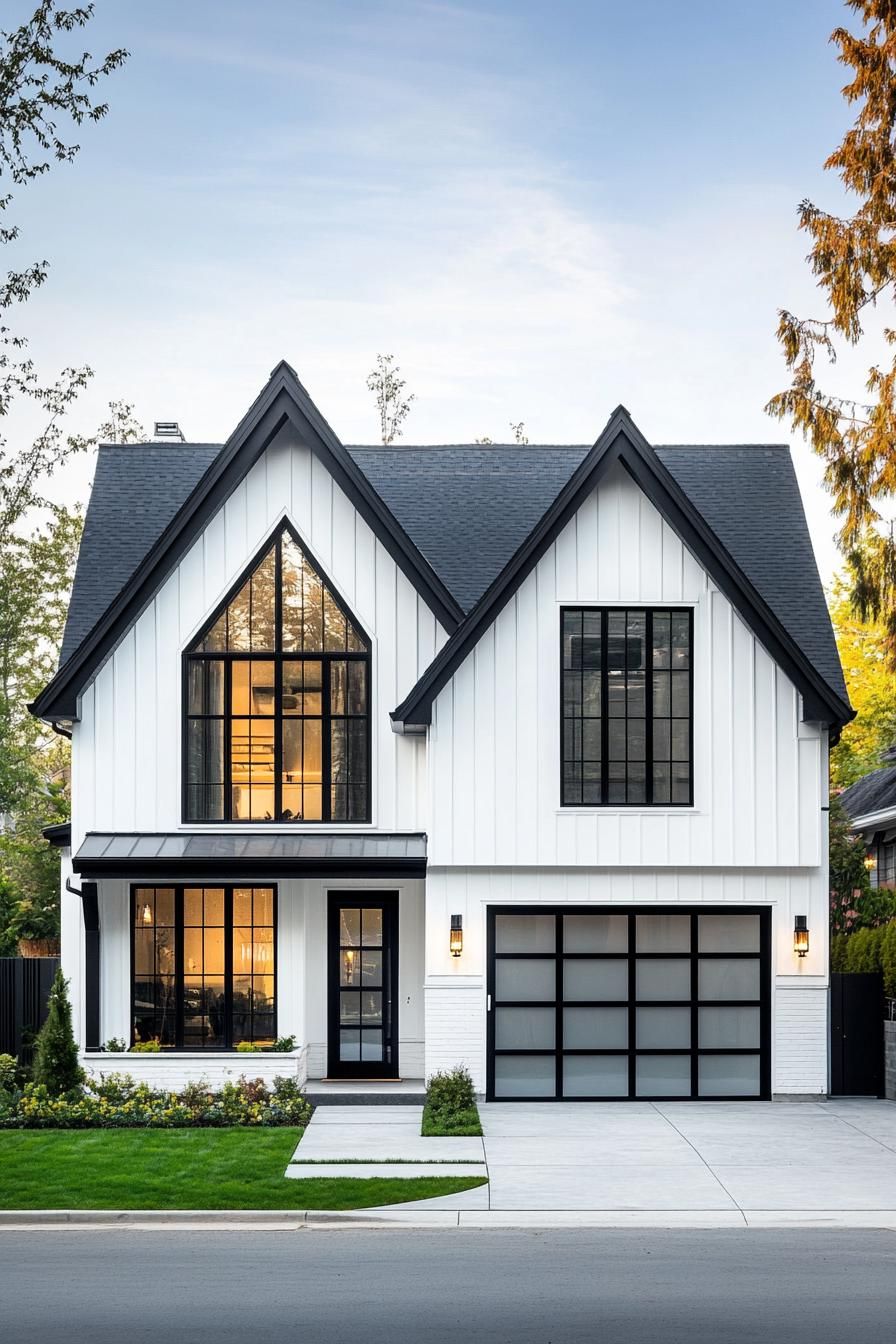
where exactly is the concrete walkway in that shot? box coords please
[295,1096,896,1219]
[285,1104,486,1184]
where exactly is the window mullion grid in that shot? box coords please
[646,610,654,805]
[600,608,609,806]
[690,910,699,1099]
[274,537,283,824]
[224,887,234,1049]
[322,657,332,821]
[175,887,185,1050]
[555,914,563,1100]
[627,912,636,1099]
[224,661,232,822]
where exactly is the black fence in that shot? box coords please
[0,957,60,1064]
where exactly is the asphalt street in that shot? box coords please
[1,1227,895,1343]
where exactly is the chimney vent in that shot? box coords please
[154,421,185,442]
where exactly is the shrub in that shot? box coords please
[32,970,83,1096]
[834,920,896,997]
[236,1041,259,1053]
[0,1072,313,1129]
[130,1040,161,1053]
[271,1035,297,1052]
[426,1065,475,1114]
[0,1053,17,1092]
[104,1038,126,1053]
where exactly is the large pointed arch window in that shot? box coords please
[184,524,370,823]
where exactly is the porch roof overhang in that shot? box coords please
[72,831,427,880]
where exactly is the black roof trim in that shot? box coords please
[31,362,463,720]
[42,822,72,848]
[391,406,855,730]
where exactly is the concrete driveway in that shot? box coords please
[476,1099,896,1213]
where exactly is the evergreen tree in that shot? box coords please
[32,969,82,1094]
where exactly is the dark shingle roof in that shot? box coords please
[59,443,221,664]
[59,438,846,706]
[840,767,896,822]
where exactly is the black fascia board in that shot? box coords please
[71,855,427,880]
[31,362,463,721]
[42,821,72,847]
[391,406,854,731]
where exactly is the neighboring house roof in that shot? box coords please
[839,767,896,825]
[33,364,850,729]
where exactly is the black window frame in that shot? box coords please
[130,883,278,1050]
[486,904,772,1102]
[182,521,372,825]
[560,605,694,808]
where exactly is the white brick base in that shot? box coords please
[774,986,828,1095]
[80,1051,304,1091]
[424,980,485,1091]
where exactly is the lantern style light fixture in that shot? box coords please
[449,914,463,958]
[141,902,152,925]
[793,915,809,959]
[865,852,877,872]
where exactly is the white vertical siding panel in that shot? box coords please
[431,689,454,863]
[289,441,313,531]
[134,606,157,828]
[775,671,800,865]
[394,573,419,829]
[535,551,558,863]
[710,591,733,864]
[754,645,778,864]
[93,661,115,830]
[451,657,476,859]
[112,634,136,831]
[798,736,821,865]
[74,686,96,841]
[223,481,248,587]
[354,515,377,633]
[514,575,539,864]
[373,544,398,829]
[731,614,755,866]
[265,434,291,527]
[598,475,620,599]
[618,478,641,594]
[309,453,333,570]
[492,602,517,862]
[202,510,227,615]
[555,513,577,596]
[660,519,684,602]
[244,455,268,552]
[330,484,357,603]
[638,489,664,594]
[575,488,599,593]
[472,629,496,865]
[154,575,181,829]
[177,539,204,648]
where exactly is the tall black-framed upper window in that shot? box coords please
[184,523,371,823]
[561,607,693,807]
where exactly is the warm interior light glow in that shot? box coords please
[793,916,809,958]
[142,903,152,925]
[450,915,463,958]
[865,853,877,871]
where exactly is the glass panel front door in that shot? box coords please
[327,893,398,1078]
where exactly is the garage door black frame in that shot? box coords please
[485,905,772,1102]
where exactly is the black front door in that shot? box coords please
[831,972,884,1096]
[327,893,399,1078]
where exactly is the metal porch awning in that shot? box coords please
[72,831,427,880]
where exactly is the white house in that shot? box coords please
[32,362,852,1100]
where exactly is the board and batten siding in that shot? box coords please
[427,463,827,868]
[70,425,447,842]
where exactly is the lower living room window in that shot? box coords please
[132,885,276,1048]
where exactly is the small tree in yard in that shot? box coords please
[366,354,414,444]
[32,968,82,1094]
[830,794,896,932]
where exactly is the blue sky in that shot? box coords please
[10,0,867,576]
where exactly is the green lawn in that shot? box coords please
[0,1130,487,1211]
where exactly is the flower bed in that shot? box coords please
[0,1067,313,1130]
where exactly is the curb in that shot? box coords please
[4,1208,896,1230]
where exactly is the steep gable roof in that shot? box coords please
[32,362,464,720]
[36,376,850,732]
[840,765,896,824]
[388,408,853,730]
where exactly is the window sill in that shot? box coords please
[556,807,700,816]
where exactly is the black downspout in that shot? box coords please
[80,882,101,1051]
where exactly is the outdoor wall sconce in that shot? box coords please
[793,915,809,959]
[450,914,463,958]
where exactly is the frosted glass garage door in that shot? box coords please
[488,908,768,1101]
